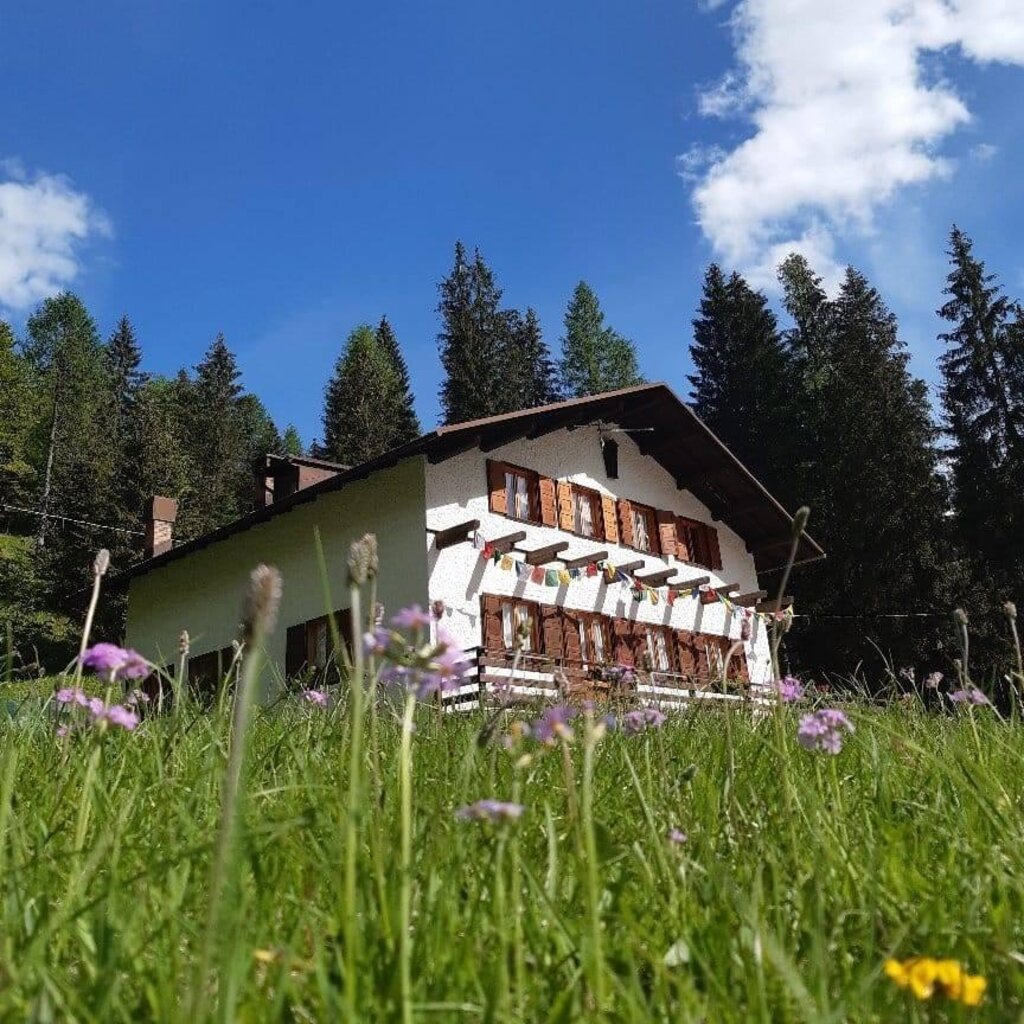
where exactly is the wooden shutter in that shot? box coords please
[481,595,503,651]
[675,630,698,675]
[656,510,677,558]
[286,623,308,677]
[540,603,564,660]
[487,460,506,515]
[705,526,723,570]
[612,618,634,666]
[601,495,619,544]
[557,481,575,531]
[333,607,354,657]
[538,475,557,527]
[617,499,635,548]
[562,608,583,666]
[631,621,649,669]
[675,517,693,562]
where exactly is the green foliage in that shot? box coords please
[0,695,1018,1020]
[0,321,38,508]
[498,306,561,411]
[281,424,304,457]
[320,324,415,465]
[559,281,644,397]
[374,316,421,443]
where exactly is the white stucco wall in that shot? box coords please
[125,457,429,694]
[424,425,773,684]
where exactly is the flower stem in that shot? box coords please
[581,709,606,1012]
[398,690,416,1024]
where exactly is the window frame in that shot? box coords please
[498,596,540,653]
[570,483,605,541]
[628,501,659,554]
[497,461,542,525]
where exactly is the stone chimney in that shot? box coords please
[144,496,178,558]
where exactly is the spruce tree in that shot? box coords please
[281,425,304,457]
[498,307,560,412]
[689,265,795,497]
[0,322,37,508]
[321,324,409,465]
[375,316,421,442]
[437,242,505,424]
[938,226,1024,659]
[776,260,947,675]
[559,281,643,397]
[106,315,148,424]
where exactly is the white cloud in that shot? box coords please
[686,0,1024,288]
[970,142,998,161]
[0,163,111,310]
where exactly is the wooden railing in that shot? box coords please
[444,646,773,711]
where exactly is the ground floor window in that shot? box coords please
[500,600,537,652]
[285,608,353,678]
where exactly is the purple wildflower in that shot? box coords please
[775,676,804,702]
[301,689,329,707]
[797,708,855,754]
[529,704,577,745]
[79,643,150,682]
[949,688,989,706]
[118,650,151,681]
[56,725,70,739]
[363,627,392,657]
[925,671,944,689]
[391,604,432,630]
[414,628,471,698]
[455,800,525,824]
[621,706,667,735]
[56,687,90,707]
[99,705,140,731]
[125,689,150,706]
[668,828,688,845]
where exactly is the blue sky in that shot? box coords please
[3,0,1023,445]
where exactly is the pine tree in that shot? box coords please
[375,316,421,442]
[559,281,643,397]
[498,307,561,412]
[0,322,38,508]
[282,425,304,457]
[938,227,1024,659]
[437,242,505,423]
[688,265,795,497]
[321,324,410,465]
[776,260,947,675]
[106,315,148,425]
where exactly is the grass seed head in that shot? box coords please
[242,564,282,642]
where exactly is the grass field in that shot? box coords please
[0,674,1019,1022]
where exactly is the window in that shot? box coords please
[645,629,672,672]
[675,517,722,570]
[500,600,537,652]
[630,503,657,553]
[572,486,603,539]
[285,609,353,678]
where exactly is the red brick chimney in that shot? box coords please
[144,496,178,558]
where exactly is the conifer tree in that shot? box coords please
[321,324,408,465]
[106,315,148,424]
[559,281,643,397]
[437,242,505,423]
[282,425,304,456]
[776,260,946,674]
[689,265,795,497]
[938,226,1024,656]
[0,322,37,507]
[498,307,560,412]
[375,316,421,442]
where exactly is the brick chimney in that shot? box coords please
[144,496,178,558]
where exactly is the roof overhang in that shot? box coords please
[114,383,824,587]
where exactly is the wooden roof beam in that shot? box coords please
[733,589,768,607]
[674,574,711,590]
[564,549,609,570]
[636,568,679,588]
[612,559,645,574]
[700,581,740,605]
[756,596,794,613]
[521,540,569,566]
[431,518,480,551]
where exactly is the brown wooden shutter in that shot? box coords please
[612,618,634,666]
[557,481,574,531]
[538,475,557,527]
[675,517,693,562]
[706,526,723,570]
[656,510,677,558]
[480,595,503,651]
[675,630,697,675]
[632,620,649,669]
[601,495,619,544]
[617,499,635,548]
[286,618,309,675]
[487,460,506,515]
[562,608,583,666]
[540,603,564,660]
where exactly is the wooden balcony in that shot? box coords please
[443,646,774,712]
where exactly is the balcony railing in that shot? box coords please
[444,646,774,712]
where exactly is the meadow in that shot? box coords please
[0,661,1020,1021]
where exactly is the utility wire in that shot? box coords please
[0,503,145,537]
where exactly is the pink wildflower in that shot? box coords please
[797,708,854,754]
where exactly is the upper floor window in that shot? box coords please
[572,486,603,539]
[630,503,657,553]
[505,467,536,520]
[488,459,551,525]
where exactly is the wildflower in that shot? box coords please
[80,643,130,675]
[621,706,667,735]
[363,627,392,656]
[56,725,70,739]
[391,605,432,630]
[301,689,329,707]
[797,708,854,754]
[668,828,687,844]
[414,627,471,697]
[775,676,804,702]
[924,671,943,689]
[949,688,989,706]
[455,800,525,823]
[899,666,915,684]
[56,687,90,707]
[125,689,151,706]
[118,649,151,681]
[98,705,140,731]
[885,957,986,1007]
[529,704,577,745]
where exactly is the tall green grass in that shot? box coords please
[0,689,1020,1021]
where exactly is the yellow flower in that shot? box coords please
[884,959,909,988]
[884,957,986,1007]
[960,974,987,1007]
[906,958,938,1000]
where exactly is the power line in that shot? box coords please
[790,611,946,621]
[0,503,145,537]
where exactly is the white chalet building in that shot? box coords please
[123,384,823,704]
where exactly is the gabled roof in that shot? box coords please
[118,383,823,583]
